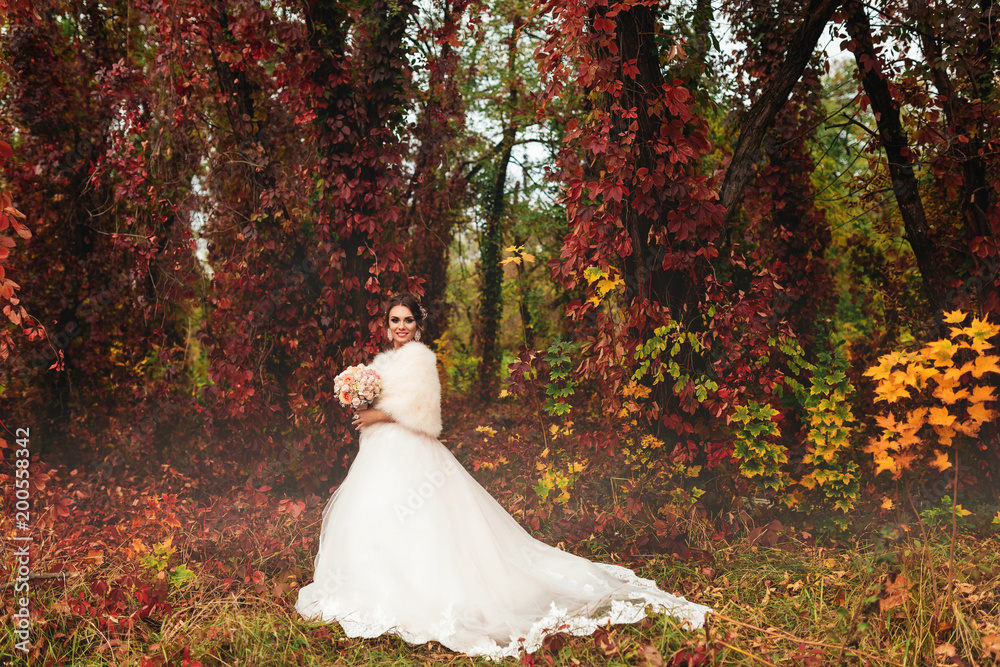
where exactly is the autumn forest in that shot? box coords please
[1,0,1000,664]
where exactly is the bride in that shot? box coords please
[295,293,711,659]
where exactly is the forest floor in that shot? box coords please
[4,504,998,667]
[3,397,999,665]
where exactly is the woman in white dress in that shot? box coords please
[295,293,711,660]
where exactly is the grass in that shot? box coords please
[5,526,999,666]
[3,399,998,665]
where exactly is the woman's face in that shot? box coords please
[388,305,418,349]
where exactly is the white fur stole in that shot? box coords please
[368,341,442,438]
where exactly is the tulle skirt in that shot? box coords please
[295,422,711,660]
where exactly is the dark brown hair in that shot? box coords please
[383,293,425,341]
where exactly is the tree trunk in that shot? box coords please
[909,0,995,308]
[844,0,946,315]
[476,15,521,403]
[306,0,413,333]
[717,0,840,227]
[403,0,469,346]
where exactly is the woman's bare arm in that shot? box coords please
[353,408,393,430]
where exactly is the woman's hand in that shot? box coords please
[352,408,391,430]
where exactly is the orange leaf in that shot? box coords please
[930,449,952,472]
[928,407,956,427]
[892,451,918,477]
[875,383,910,403]
[874,452,897,476]
[863,435,894,454]
[864,351,906,379]
[970,337,994,353]
[932,424,956,446]
[968,385,996,404]
[922,339,958,366]
[874,413,900,432]
[943,362,973,382]
[964,317,1000,342]
[933,383,970,405]
[934,643,957,660]
[972,355,1000,378]
[967,401,994,423]
[983,633,1000,660]
[896,427,921,449]
[954,419,982,437]
[880,572,910,611]
[905,407,928,431]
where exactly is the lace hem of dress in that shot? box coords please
[299,563,712,661]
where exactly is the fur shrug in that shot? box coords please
[368,341,442,438]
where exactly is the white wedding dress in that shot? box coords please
[295,341,711,660]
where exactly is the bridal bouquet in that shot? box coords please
[334,365,382,409]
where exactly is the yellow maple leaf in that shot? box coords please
[943,309,967,324]
[892,451,918,478]
[875,413,900,432]
[906,407,928,431]
[922,339,958,366]
[965,317,1000,343]
[932,423,956,446]
[881,497,894,510]
[875,383,911,403]
[896,429,921,449]
[969,385,996,403]
[864,351,906,379]
[874,452,898,476]
[933,382,970,405]
[954,419,982,437]
[864,435,894,454]
[895,362,935,387]
[967,401,994,423]
[972,355,1000,378]
[970,337,995,353]
[930,449,952,472]
[943,362,973,382]
[865,363,893,382]
[928,406,956,427]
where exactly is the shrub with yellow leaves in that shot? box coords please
[784,348,861,524]
[863,310,999,480]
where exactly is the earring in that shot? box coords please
[415,330,421,341]
[386,328,392,341]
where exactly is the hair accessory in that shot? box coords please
[415,330,421,341]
